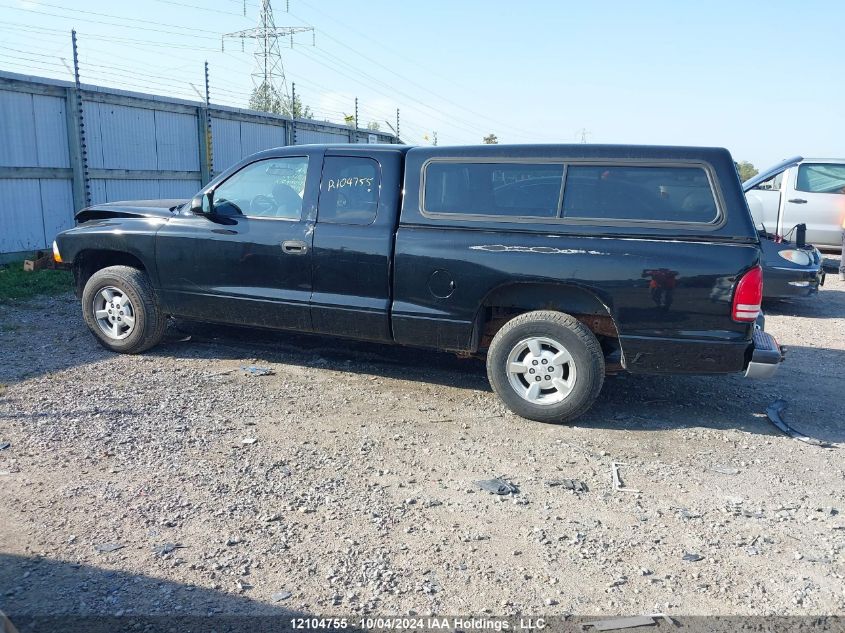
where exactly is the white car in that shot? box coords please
[744,156,845,251]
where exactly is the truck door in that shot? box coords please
[155,154,318,330]
[310,150,402,341]
[742,156,803,238]
[744,171,783,235]
[782,161,845,247]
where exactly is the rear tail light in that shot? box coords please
[732,265,763,322]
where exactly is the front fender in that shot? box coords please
[56,217,168,288]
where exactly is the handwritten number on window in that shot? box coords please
[327,177,374,191]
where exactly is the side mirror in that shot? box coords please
[190,191,213,215]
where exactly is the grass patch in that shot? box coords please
[0,261,73,303]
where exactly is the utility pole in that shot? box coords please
[396,108,400,142]
[199,61,213,183]
[290,81,297,145]
[222,0,313,111]
[70,29,91,208]
[204,61,210,108]
[433,131,438,147]
[354,97,359,142]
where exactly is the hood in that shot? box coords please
[742,156,803,192]
[759,232,821,269]
[75,199,189,222]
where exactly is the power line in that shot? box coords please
[289,1,538,138]
[0,21,223,52]
[2,1,224,35]
[0,10,435,144]
[0,3,221,41]
[0,57,70,78]
[151,0,250,18]
[292,45,488,140]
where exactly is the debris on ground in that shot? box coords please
[611,462,640,493]
[270,590,292,602]
[711,465,740,475]
[94,543,124,553]
[676,508,702,519]
[235,579,252,592]
[0,609,20,633]
[476,478,518,495]
[152,542,181,556]
[766,399,832,448]
[546,478,588,492]
[204,368,237,379]
[0,441,9,451]
[583,615,658,631]
[682,552,704,562]
[241,365,274,377]
[241,437,258,445]
[22,252,53,272]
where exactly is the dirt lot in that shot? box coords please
[1,273,843,623]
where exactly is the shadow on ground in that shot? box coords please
[160,321,845,444]
[3,300,843,444]
[0,553,316,633]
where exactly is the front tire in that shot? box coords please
[81,265,167,354]
[486,310,605,423]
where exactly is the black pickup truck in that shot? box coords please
[53,144,784,423]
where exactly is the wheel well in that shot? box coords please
[73,250,147,296]
[474,282,622,367]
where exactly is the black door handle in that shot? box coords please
[282,240,308,255]
[788,198,807,204]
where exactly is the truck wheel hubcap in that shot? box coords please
[93,286,136,340]
[506,336,577,405]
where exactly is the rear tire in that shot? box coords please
[486,310,605,423]
[81,265,167,354]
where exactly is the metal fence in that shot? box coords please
[0,70,397,256]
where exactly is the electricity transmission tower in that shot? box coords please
[222,0,313,111]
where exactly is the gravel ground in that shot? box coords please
[1,273,843,622]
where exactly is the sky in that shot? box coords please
[0,0,843,168]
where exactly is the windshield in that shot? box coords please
[742,156,803,192]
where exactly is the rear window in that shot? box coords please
[562,165,718,223]
[423,162,564,218]
[795,163,845,194]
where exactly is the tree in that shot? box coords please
[737,160,758,182]
[366,121,380,131]
[248,82,312,119]
[483,133,498,144]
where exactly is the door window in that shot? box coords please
[754,171,783,191]
[318,156,380,225]
[213,157,309,219]
[795,163,845,194]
